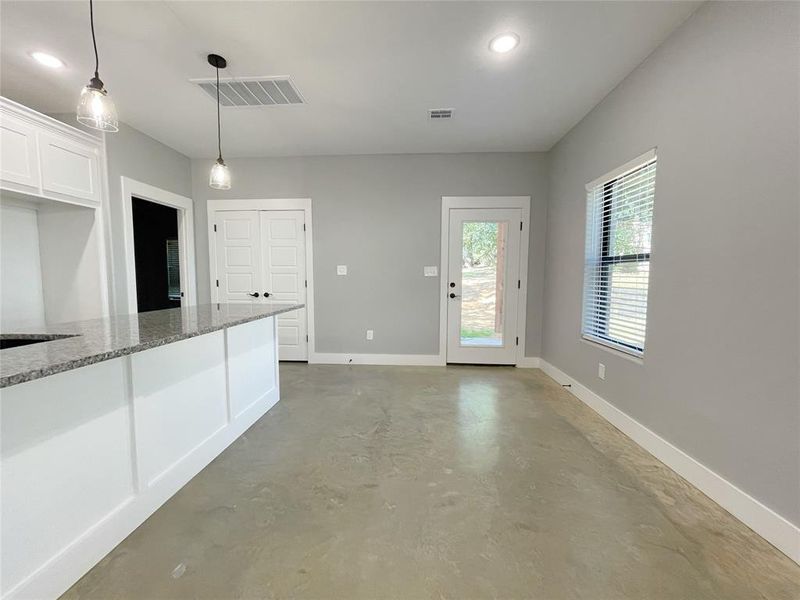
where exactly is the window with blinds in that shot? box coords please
[582,150,656,357]
[166,239,181,301]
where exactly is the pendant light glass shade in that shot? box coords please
[77,0,118,132]
[77,77,118,132]
[209,158,231,190]
[208,54,231,190]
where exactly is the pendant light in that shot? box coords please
[208,53,231,190]
[76,0,118,132]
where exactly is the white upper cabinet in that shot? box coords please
[0,97,104,207]
[0,111,41,193]
[39,132,101,204]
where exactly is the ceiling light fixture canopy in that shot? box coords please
[32,52,64,69]
[489,32,520,54]
[208,53,231,190]
[76,0,118,132]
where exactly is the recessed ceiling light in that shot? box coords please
[489,33,520,54]
[31,52,64,68]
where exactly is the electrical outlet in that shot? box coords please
[337,265,348,275]
[366,329,374,340]
[598,363,606,380]
[423,266,438,277]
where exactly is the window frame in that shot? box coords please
[582,149,656,358]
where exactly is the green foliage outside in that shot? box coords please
[609,188,653,255]
[460,327,495,339]
[462,222,499,267]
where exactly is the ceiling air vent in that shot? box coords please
[428,108,453,120]
[192,77,304,107]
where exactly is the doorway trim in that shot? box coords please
[120,177,197,314]
[206,198,316,361]
[439,196,531,365]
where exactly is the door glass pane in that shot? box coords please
[460,221,507,347]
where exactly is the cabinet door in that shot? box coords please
[39,132,101,205]
[0,113,41,192]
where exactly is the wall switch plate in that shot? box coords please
[423,266,438,277]
[598,363,606,380]
[366,329,374,340]
[337,265,348,275]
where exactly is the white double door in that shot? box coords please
[446,208,522,364]
[214,209,308,361]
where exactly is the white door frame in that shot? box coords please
[207,198,316,360]
[120,177,197,314]
[439,196,530,365]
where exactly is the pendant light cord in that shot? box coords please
[216,64,223,161]
[89,0,99,78]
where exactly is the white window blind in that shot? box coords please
[166,239,181,301]
[582,151,656,357]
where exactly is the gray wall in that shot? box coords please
[541,1,799,525]
[50,116,193,311]
[104,123,193,311]
[192,153,548,356]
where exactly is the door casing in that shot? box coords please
[121,177,197,314]
[207,198,315,361]
[439,196,531,365]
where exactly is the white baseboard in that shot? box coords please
[309,354,542,368]
[516,356,541,368]
[309,353,444,366]
[538,359,800,565]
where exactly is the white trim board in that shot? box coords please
[206,198,316,361]
[309,353,443,366]
[439,196,531,366]
[120,177,197,313]
[516,356,541,368]
[538,359,800,565]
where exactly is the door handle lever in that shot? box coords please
[248,292,260,298]
[449,292,460,299]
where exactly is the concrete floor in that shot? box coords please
[64,364,799,599]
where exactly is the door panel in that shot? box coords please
[214,211,261,303]
[260,211,308,361]
[446,208,521,364]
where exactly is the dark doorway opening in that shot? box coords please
[132,197,181,313]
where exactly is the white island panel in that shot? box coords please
[1,358,133,598]
[131,330,227,487]
[227,316,278,418]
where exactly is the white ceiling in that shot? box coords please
[0,1,699,159]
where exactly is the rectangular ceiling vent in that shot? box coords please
[428,108,453,120]
[192,77,304,107]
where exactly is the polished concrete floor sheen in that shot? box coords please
[64,365,799,600]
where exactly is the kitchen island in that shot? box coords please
[0,303,302,600]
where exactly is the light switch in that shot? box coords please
[423,266,438,277]
[337,265,348,275]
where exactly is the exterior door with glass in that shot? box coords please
[446,208,522,364]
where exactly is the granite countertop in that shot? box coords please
[0,303,303,388]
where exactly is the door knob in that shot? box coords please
[248,292,260,298]
[263,292,271,298]
[449,282,456,288]
[449,292,460,299]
